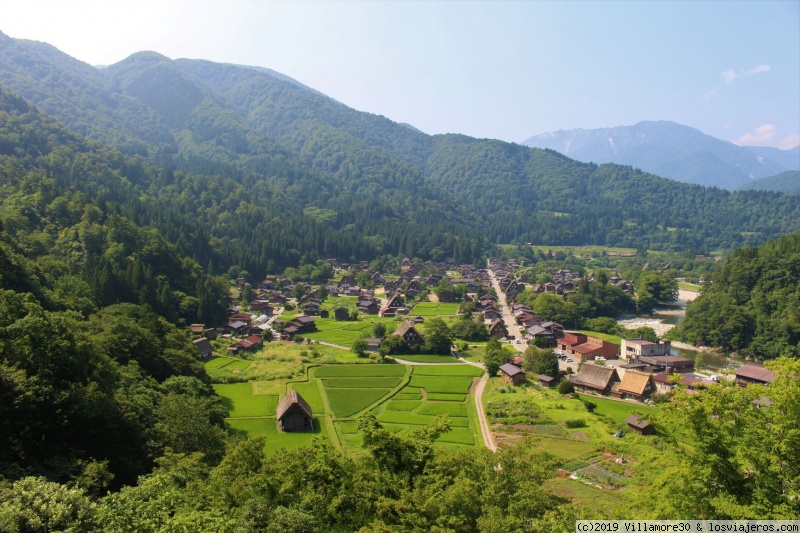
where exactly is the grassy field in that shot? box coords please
[678,282,702,291]
[225,416,330,455]
[572,330,623,345]
[302,317,401,347]
[426,393,468,402]
[213,383,277,418]
[577,394,658,424]
[377,411,470,427]
[204,341,348,382]
[288,381,325,413]
[411,302,460,316]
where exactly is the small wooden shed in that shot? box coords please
[625,415,655,435]
[277,390,314,432]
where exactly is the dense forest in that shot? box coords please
[669,232,800,359]
[2,31,800,277]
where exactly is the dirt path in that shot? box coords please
[472,373,497,451]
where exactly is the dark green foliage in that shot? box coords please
[422,317,454,354]
[672,233,800,358]
[736,170,800,195]
[523,346,559,377]
[484,337,512,377]
[558,379,575,394]
[450,312,490,341]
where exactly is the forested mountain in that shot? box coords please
[3,31,800,273]
[735,170,800,195]
[522,121,794,190]
[670,232,800,359]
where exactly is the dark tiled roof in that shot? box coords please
[499,363,525,377]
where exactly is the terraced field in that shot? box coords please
[410,302,460,316]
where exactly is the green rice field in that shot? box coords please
[408,375,475,394]
[314,365,407,378]
[326,388,394,418]
[377,410,470,427]
[321,377,404,388]
[411,302,460,316]
[412,365,483,376]
[393,354,460,364]
[213,383,277,418]
[225,417,329,455]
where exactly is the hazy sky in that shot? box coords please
[3,1,799,148]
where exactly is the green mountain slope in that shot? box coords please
[2,31,800,265]
[735,170,800,194]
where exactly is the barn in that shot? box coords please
[276,390,314,432]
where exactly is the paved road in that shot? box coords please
[487,267,526,353]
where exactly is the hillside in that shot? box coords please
[735,170,800,194]
[670,232,800,358]
[2,31,800,269]
[522,120,793,190]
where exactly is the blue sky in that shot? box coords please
[3,0,799,148]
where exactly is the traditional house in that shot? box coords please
[334,307,351,321]
[192,337,213,359]
[276,390,314,432]
[569,364,620,395]
[735,364,775,387]
[394,320,425,346]
[224,320,250,336]
[190,324,205,336]
[499,363,526,386]
[357,300,379,315]
[488,319,509,338]
[625,415,655,435]
[364,337,382,353]
[611,371,654,402]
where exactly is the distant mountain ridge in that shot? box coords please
[523,121,798,190]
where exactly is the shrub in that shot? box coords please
[558,379,575,394]
[565,419,587,429]
[582,400,597,413]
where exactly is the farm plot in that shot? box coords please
[322,377,404,388]
[226,417,330,455]
[314,365,407,378]
[214,383,277,418]
[302,318,376,347]
[393,354,460,364]
[411,302,460,316]
[412,365,483,377]
[408,375,475,394]
[326,387,395,418]
[377,411,470,427]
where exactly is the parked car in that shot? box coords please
[566,358,573,362]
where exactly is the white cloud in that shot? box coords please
[704,88,718,104]
[722,64,771,84]
[778,134,800,150]
[736,124,777,146]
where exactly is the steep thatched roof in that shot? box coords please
[570,364,618,391]
[276,390,313,420]
[618,371,652,396]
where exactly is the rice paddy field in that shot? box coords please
[301,317,400,347]
[211,358,485,454]
[410,302,460,316]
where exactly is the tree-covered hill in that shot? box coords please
[670,232,800,359]
[2,31,800,269]
[735,170,800,195]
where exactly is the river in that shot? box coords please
[617,290,740,372]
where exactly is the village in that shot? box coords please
[192,255,774,455]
